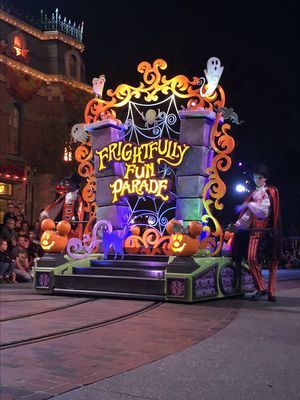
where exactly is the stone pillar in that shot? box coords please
[176,109,216,226]
[85,119,129,231]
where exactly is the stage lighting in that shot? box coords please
[235,184,246,192]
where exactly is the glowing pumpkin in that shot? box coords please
[169,232,200,256]
[41,219,71,253]
[167,219,202,257]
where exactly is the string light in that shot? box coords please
[0,172,26,182]
[0,10,84,51]
[0,54,93,93]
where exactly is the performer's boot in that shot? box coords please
[250,289,268,301]
[268,294,277,302]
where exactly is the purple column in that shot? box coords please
[176,109,216,225]
[85,119,129,231]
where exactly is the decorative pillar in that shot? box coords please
[176,109,216,226]
[85,119,129,231]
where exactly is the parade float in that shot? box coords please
[34,58,255,301]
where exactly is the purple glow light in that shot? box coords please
[238,162,243,167]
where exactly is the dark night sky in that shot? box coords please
[9,0,300,229]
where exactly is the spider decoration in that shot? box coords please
[141,109,163,129]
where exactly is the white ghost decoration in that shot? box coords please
[199,57,224,97]
[92,74,106,98]
[71,123,89,143]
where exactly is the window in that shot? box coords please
[63,145,72,162]
[11,33,28,59]
[64,50,80,81]
[13,35,23,56]
[8,104,20,154]
[0,183,13,196]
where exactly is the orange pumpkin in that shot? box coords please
[166,219,183,235]
[57,220,71,236]
[187,221,203,237]
[41,218,55,232]
[40,219,71,253]
[224,231,233,249]
[224,231,233,241]
[169,232,199,256]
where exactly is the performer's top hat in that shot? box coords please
[252,163,270,179]
[63,172,82,189]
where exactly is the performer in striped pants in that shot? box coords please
[234,164,281,302]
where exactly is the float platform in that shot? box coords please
[34,253,255,302]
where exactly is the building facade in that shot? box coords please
[0,4,92,224]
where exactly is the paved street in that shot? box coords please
[0,274,299,400]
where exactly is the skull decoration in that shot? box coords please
[40,218,71,253]
[166,220,202,257]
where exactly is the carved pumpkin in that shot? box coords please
[167,219,202,257]
[169,233,200,256]
[41,219,71,253]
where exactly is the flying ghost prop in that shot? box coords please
[199,57,224,97]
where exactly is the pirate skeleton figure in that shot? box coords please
[43,173,84,239]
[231,163,281,302]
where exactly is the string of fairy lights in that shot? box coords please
[0,10,84,51]
[0,54,93,93]
[0,172,26,182]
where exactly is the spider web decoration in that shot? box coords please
[123,95,180,142]
[120,95,180,234]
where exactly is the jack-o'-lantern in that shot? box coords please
[41,219,71,253]
[167,219,202,257]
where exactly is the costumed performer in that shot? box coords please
[42,173,84,239]
[230,163,281,302]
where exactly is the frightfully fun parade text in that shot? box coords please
[95,139,190,202]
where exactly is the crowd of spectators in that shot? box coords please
[279,239,300,269]
[0,204,44,283]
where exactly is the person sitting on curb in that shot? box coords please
[0,218,18,251]
[0,239,16,283]
[11,236,32,282]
